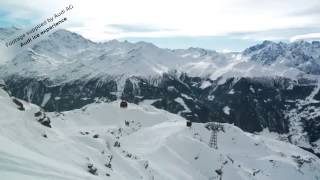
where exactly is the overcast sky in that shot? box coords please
[0,0,320,51]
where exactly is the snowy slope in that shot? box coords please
[0,86,320,180]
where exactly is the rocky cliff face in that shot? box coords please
[3,75,118,112]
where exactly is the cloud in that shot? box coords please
[0,0,320,43]
[290,5,320,17]
[107,24,170,33]
[67,0,320,41]
[290,33,320,42]
[230,27,320,41]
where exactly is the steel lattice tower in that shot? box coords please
[207,122,223,149]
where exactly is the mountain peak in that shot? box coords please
[0,26,21,41]
[30,29,96,58]
[261,40,274,45]
[48,29,94,44]
[135,41,158,48]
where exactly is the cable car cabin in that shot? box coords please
[120,101,128,108]
[186,120,192,127]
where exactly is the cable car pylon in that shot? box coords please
[206,122,224,149]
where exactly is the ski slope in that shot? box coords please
[0,87,320,180]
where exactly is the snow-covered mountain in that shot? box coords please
[1,28,320,160]
[0,27,21,41]
[244,40,320,74]
[0,84,319,180]
[0,29,305,85]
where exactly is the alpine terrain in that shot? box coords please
[1,27,320,179]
